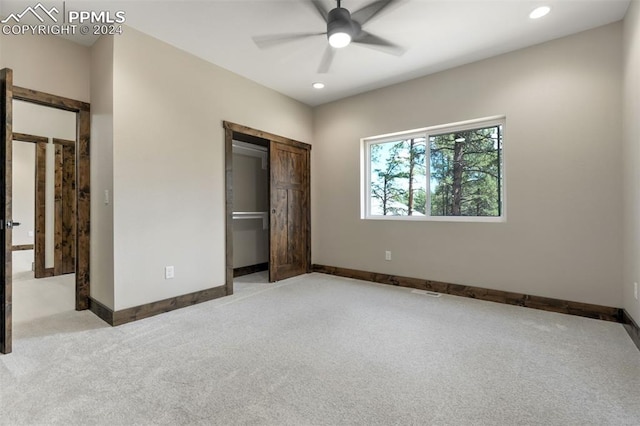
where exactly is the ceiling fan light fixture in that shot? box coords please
[327,6,354,48]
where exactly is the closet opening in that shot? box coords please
[231,133,270,285]
[223,121,311,296]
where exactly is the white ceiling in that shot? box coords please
[2,0,631,106]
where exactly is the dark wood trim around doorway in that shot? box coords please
[1,68,13,354]
[13,87,90,113]
[223,121,312,290]
[13,133,48,144]
[13,86,90,311]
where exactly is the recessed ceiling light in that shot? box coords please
[529,6,551,19]
[312,82,325,89]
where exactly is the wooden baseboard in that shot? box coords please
[89,285,228,326]
[622,310,640,351]
[234,262,269,278]
[89,298,113,325]
[312,264,622,323]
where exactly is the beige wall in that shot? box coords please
[313,23,623,308]
[0,34,90,102]
[90,36,115,309]
[623,1,640,323]
[111,28,313,310]
[11,141,35,246]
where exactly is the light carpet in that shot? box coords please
[1,272,639,425]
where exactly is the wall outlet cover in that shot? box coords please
[165,266,175,279]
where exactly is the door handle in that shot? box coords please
[6,220,20,228]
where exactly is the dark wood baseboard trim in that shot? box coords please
[234,262,269,278]
[312,264,622,323]
[89,298,113,325]
[11,244,33,251]
[622,310,640,351]
[89,286,229,326]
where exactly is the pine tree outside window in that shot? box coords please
[363,117,505,222]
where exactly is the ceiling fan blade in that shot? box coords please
[252,32,325,49]
[309,0,329,22]
[351,0,400,26]
[353,31,405,56]
[317,46,335,74]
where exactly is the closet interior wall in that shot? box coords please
[232,140,269,274]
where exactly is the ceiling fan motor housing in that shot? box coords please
[327,7,355,39]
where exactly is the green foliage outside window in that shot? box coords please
[369,123,502,217]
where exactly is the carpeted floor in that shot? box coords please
[12,270,76,324]
[1,272,639,425]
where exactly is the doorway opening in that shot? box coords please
[223,121,311,295]
[231,133,270,286]
[12,101,77,323]
[2,68,91,354]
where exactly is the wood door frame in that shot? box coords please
[12,86,90,312]
[12,86,91,312]
[0,75,91,353]
[1,69,12,354]
[12,133,76,279]
[223,121,311,293]
[2,71,91,354]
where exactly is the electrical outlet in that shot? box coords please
[28,230,34,237]
[385,251,391,261]
[635,282,638,301]
[165,266,175,279]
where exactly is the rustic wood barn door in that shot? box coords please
[1,68,13,354]
[269,141,310,281]
[223,121,311,291]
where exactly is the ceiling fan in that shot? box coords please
[252,0,405,74]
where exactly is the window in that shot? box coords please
[363,117,504,221]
